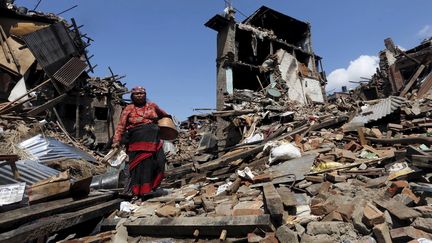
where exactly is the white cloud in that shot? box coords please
[397,45,406,51]
[326,55,379,93]
[418,25,432,38]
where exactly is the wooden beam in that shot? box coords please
[357,127,367,146]
[0,79,51,115]
[213,109,256,117]
[102,215,273,237]
[75,96,80,137]
[263,184,284,226]
[0,192,114,232]
[198,125,308,173]
[397,48,422,65]
[0,155,19,179]
[367,137,432,146]
[399,64,425,97]
[310,116,348,132]
[25,93,67,116]
[0,199,122,242]
[197,145,264,172]
[63,230,116,243]
[389,64,404,93]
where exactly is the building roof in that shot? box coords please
[242,6,310,44]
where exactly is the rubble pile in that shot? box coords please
[0,3,432,243]
[353,37,432,101]
[123,90,429,242]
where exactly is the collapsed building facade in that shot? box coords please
[205,6,327,110]
[205,6,327,149]
[0,2,126,147]
[354,37,432,101]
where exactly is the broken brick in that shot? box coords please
[385,180,409,197]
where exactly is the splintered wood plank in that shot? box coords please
[399,64,425,97]
[102,215,273,237]
[357,127,367,146]
[374,198,421,220]
[0,192,115,231]
[65,230,116,243]
[197,145,264,172]
[263,183,284,225]
[0,199,122,242]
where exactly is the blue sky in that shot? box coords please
[14,0,432,120]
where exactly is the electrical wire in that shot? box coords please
[33,0,42,11]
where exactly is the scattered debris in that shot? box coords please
[0,3,431,243]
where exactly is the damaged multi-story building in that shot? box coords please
[0,2,126,147]
[204,6,327,148]
[205,6,327,110]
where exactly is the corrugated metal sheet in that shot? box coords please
[19,135,96,163]
[53,57,87,88]
[350,96,406,125]
[22,22,78,75]
[0,160,60,185]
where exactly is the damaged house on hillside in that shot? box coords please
[0,3,126,146]
[205,6,327,110]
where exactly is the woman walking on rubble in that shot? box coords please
[112,86,171,199]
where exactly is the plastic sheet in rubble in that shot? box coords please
[19,134,97,163]
[0,182,25,206]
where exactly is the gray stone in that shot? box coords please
[333,182,352,192]
[359,163,368,170]
[155,205,180,217]
[215,202,232,216]
[373,223,392,243]
[383,210,393,228]
[276,225,299,243]
[412,217,432,233]
[306,221,356,237]
[300,234,336,243]
[393,194,414,206]
[356,236,377,243]
[237,186,261,198]
[352,200,370,235]
[294,223,306,236]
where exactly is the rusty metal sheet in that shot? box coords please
[52,57,87,88]
[21,22,78,76]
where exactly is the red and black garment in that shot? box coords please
[127,123,166,196]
